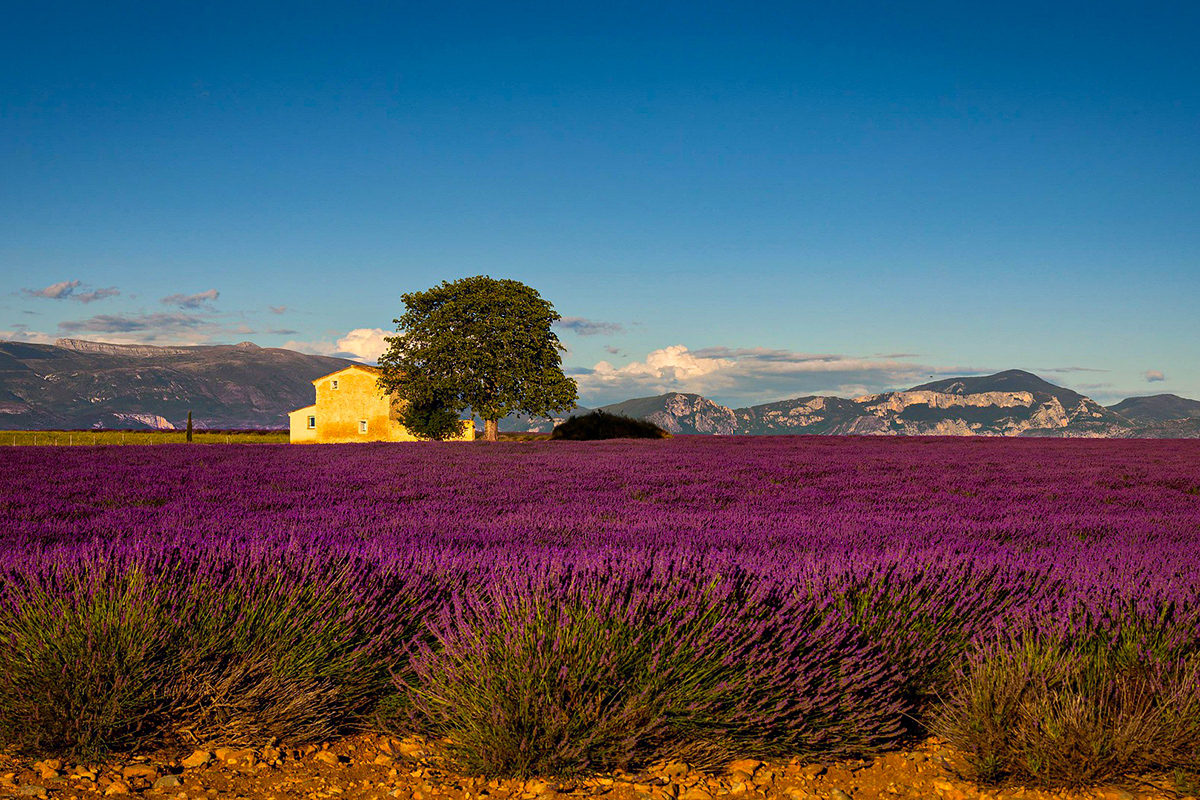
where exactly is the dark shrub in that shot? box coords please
[551,411,670,440]
[397,397,465,441]
[934,633,1200,786]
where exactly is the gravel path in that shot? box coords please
[0,735,1182,800]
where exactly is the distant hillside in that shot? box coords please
[0,339,355,430]
[911,368,1091,406]
[601,393,740,435]
[1107,394,1200,424]
[497,406,590,432]
[506,370,1193,438]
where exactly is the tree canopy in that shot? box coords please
[378,276,578,441]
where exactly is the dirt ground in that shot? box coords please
[1,735,1189,800]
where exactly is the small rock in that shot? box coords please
[397,740,426,758]
[37,764,62,780]
[315,750,344,766]
[727,759,763,779]
[17,786,49,798]
[830,790,852,800]
[105,780,132,795]
[181,750,212,769]
[800,764,825,780]
[752,769,776,786]
[662,762,689,781]
[374,754,395,766]
[1099,791,1135,800]
[221,748,256,765]
[525,779,551,795]
[154,775,184,789]
[679,789,711,800]
[122,763,159,781]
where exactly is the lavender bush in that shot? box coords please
[0,437,1197,780]
[0,566,176,756]
[934,628,1200,785]
[392,561,908,775]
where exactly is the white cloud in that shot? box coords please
[283,327,391,363]
[75,287,120,303]
[591,344,733,382]
[161,289,219,309]
[575,344,965,406]
[336,328,390,361]
[21,280,119,303]
[282,339,340,356]
[1145,369,1166,383]
[23,279,81,299]
[0,329,57,344]
[556,317,624,336]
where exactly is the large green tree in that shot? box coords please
[378,276,578,441]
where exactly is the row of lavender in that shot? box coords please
[2,438,1199,782]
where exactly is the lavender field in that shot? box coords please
[2,437,1200,783]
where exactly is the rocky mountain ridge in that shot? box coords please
[512,370,1198,438]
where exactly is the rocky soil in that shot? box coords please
[0,736,1188,800]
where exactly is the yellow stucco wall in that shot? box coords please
[289,365,475,443]
[288,405,318,443]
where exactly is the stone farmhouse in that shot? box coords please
[288,365,475,443]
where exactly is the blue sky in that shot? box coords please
[2,1,1197,406]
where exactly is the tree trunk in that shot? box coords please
[484,418,499,442]
[186,411,193,443]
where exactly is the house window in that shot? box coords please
[332,379,339,389]
[307,416,316,429]
[359,420,368,433]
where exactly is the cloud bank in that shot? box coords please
[23,280,80,299]
[556,316,624,336]
[52,309,249,346]
[162,289,219,309]
[574,344,967,406]
[284,328,390,363]
[22,280,119,303]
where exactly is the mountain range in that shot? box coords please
[516,371,1200,438]
[1,338,1197,437]
[0,339,353,430]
